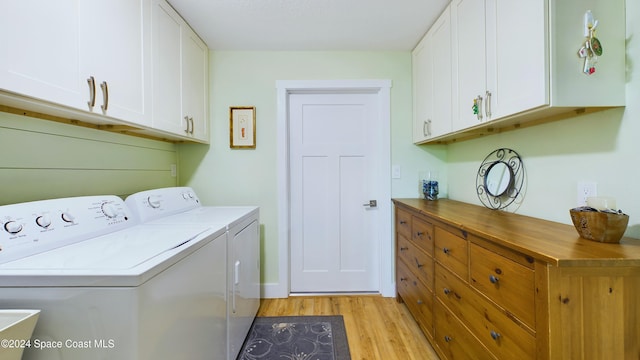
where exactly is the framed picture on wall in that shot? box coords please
[230,106,256,149]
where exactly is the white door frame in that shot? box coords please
[269,79,393,298]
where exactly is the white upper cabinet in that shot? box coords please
[151,0,183,136]
[0,0,208,143]
[1,0,85,111]
[451,0,488,131]
[417,0,627,143]
[452,0,547,130]
[151,0,209,143]
[79,0,151,125]
[413,6,452,143]
[181,27,209,142]
[485,0,546,121]
[0,0,151,126]
[412,32,433,143]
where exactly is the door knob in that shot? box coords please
[363,200,377,208]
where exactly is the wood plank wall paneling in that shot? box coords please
[0,111,178,205]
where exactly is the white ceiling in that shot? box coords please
[167,0,450,51]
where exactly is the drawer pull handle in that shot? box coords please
[489,275,500,284]
[443,247,450,254]
[414,258,424,268]
[443,288,451,295]
[400,220,407,225]
[416,231,424,236]
[417,299,423,304]
[400,246,408,251]
[400,277,407,282]
[444,336,452,343]
[490,331,501,341]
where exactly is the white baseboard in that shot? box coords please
[260,282,396,299]
[261,282,288,299]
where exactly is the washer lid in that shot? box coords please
[0,224,226,287]
[148,206,259,229]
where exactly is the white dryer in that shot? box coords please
[0,195,227,360]
[126,187,260,360]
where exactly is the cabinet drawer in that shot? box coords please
[412,216,434,256]
[434,300,495,360]
[396,208,412,240]
[398,234,434,291]
[435,226,468,279]
[397,258,434,339]
[469,243,535,328]
[436,264,535,360]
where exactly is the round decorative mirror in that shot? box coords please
[476,148,524,210]
[484,161,513,197]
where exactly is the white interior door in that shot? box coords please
[289,91,380,293]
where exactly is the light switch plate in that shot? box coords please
[391,165,401,179]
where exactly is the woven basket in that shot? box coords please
[569,209,629,243]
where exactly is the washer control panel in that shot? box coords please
[0,195,134,264]
[125,187,201,222]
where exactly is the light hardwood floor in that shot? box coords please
[256,295,440,360]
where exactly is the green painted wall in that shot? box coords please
[177,51,447,285]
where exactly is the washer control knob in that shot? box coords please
[148,196,162,208]
[4,221,23,234]
[61,212,75,223]
[182,192,190,200]
[36,214,52,228]
[101,203,118,218]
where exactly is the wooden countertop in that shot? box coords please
[393,198,640,267]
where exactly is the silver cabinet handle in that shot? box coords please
[476,95,483,121]
[87,76,96,110]
[423,119,432,137]
[184,116,191,134]
[100,81,109,112]
[485,90,492,118]
[184,116,195,135]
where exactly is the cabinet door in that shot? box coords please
[412,34,433,143]
[413,7,452,143]
[451,0,487,131]
[430,7,452,138]
[1,0,150,125]
[182,28,209,142]
[79,0,150,124]
[486,0,546,120]
[151,0,185,135]
[0,0,85,111]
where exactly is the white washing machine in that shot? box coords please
[0,195,228,360]
[125,187,260,360]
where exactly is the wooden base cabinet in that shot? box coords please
[393,199,640,360]
[396,207,435,339]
